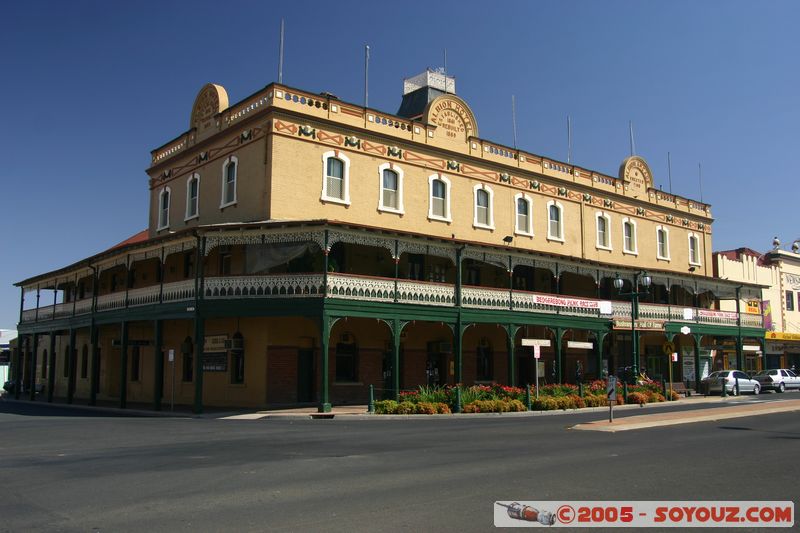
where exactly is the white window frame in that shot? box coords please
[513,193,533,237]
[688,232,702,266]
[377,162,404,214]
[157,186,171,231]
[185,173,200,221]
[472,183,495,230]
[220,155,238,209]
[621,217,638,255]
[546,200,564,242]
[321,151,351,205]
[656,225,671,261]
[595,211,612,251]
[427,174,452,222]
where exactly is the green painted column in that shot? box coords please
[119,322,128,409]
[47,333,56,403]
[506,324,516,386]
[392,318,401,401]
[555,328,563,383]
[595,331,606,379]
[319,313,331,413]
[12,336,24,400]
[693,333,702,391]
[67,329,77,404]
[89,325,99,406]
[29,333,39,401]
[192,317,204,414]
[153,320,163,411]
[454,318,463,384]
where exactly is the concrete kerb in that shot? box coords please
[1,393,774,421]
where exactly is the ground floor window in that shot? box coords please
[476,344,493,381]
[335,343,358,382]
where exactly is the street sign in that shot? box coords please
[522,339,550,347]
[567,341,593,349]
[671,352,678,362]
[168,349,175,362]
[662,341,675,356]
[607,376,617,401]
[533,345,541,359]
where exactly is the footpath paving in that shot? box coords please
[572,398,800,432]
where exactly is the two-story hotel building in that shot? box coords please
[13,70,764,412]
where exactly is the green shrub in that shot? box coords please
[396,401,416,414]
[507,399,526,412]
[583,394,606,408]
[414,402,437,414]
[462,402,480,413]
[374,400,398,414]
[626,392,647,405]
[532,397,559,411]
[417,385,448,404]
[435,402,451,414]
[648,392,666,403]
[669,390,681,401]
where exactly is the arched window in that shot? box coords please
[473,184,494,229]
[185,173,200,220]
[428,175,451,222]
[596,212,611,250]
[321,151,350,204]
[157,187,170,230]
[379,165,404,212]
[514,194,533,236]
[688,233,701,265]
[221,156,238,208]
[547,201,564,241]
[656,226,670,260]
[622,218,637,254]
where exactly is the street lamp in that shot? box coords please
[614,271,652,381]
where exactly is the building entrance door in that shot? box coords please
[297,349,314,403]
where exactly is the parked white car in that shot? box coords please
[702,370,760,395]
[752,369,800,393]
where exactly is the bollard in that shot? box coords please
[368,384,375,414]
[661,378,667,399]
[525,384,532,411]
[578,382,584,398]
[454,387,462,414]
[721,376,728,398]
[623,381,629,403]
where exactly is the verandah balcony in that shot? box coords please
[19,271,762,329]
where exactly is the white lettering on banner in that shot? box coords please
[697,309,738,320]
[532,294,600,309]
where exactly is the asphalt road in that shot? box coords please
[0,395,798,533]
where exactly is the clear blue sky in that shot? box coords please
[2,0,798,329]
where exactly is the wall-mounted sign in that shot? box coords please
[202,352,227,372]
[745,300,761,314]
[567,341,594,349]
[697,309,738,320]
[531,294,602,310]
[521,339,551,347]
[612,319,665,331]
[204,335,228,352]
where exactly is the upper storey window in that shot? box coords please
[185,173,200,220]
[622,218,638,255]
[473,184,494,230]
[656,226,670,260]
[688,233,701,266]
[157,187,171,231]
[596,212,611,250]
[220,156,238,208]
[428,175,451,222]
[378,163,404,214]
[547,201,564,242]
[321,151,350,205]
[514,194,533,236]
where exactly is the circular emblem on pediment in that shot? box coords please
[423,94,478,143]
[619,156,653,197]
[190,83,229,132]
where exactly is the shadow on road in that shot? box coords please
[0,398,153,418]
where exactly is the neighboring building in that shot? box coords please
[13,69,761,412]
[0,329,16,385]
[716,244,800,370]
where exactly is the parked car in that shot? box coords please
[752,369,800,393]
[701,370,760,395]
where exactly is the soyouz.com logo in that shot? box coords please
[494,501,794,528]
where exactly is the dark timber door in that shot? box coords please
[297,349,314,403]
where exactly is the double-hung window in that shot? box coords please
[515,194,533,236]
[596,212,611,250]
[185,174,200,220]
[378,163,404,213]
[688,233,701,265]
[547,201,564,241]
[656,226,670,260]
[473,184,494,229]
[157,187,170,230]
[321,151,350,204]
[221,156,238,208]
[428,175,451,222]
[622,218,637,254]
